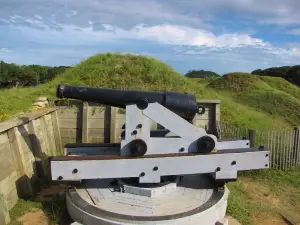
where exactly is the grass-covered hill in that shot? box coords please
[208,73,300,127]
[0,53,299,131]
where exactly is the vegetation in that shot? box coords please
[227,168,300,225]
[252,65,300,87]
[0,61,70,88]
[1,53,300,225]
[208,73,300,127]
[184,69,220,78]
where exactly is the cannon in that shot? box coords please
[50,83,269,225]
[56,83,201,121]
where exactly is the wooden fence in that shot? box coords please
[0,108,63,224]
[218,122,300,170]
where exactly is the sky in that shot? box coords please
[0,0,300,75]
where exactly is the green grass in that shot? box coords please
[227,168,300,225]
[208,72,300,128]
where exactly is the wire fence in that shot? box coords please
[217,122,300,170]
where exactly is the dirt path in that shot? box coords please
[17,210,50,225]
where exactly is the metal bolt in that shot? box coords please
[231,161,236,166]
[265,164,268,167]
[266,154,269,157]
[179,147,185,152]
[58,176,63,180]
[153,166,158,171]
[216,167,221,172]
[140,172,145,177]
[72,169,78,174]
[137,124,142,129]
[132,130,138,135]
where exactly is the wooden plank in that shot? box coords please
[61,137,77,147]
[60,129,79,138]
[7,127,33,198]
[0,188,11,224]
[0,108,56,133]
[51,111,63,155]
[57,107,81,119]
[43,115,57,156]
[0,170,19,211]
[59,118,81,129]
[110,107,117,143]
[0,142,15,181]
[88,106,106,119]
[88,129,105,140]
[82,102,89,143]
[88,119,105,129]
[28,120,49,178]
[0,133,8,145]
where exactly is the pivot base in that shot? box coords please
[66,174,229,225]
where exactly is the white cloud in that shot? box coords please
[0,48,11,55]
[6,17,267,49]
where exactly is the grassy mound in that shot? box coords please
[208,73,300,127]
[208,73,262,92]
[0,53,191,121]
[56,53,190,92]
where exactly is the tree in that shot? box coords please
[251,65,300,87]
[0,61,71,88]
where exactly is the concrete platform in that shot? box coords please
[67,174,230,225]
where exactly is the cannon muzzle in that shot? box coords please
[57,83,198,121]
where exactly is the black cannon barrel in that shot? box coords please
[56,83,198,121]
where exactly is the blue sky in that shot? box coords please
[0,0,300,75]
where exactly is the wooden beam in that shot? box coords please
[7,127,33,199]
[28,119,50,179]
[110,107,117,143]
[51,110,63,155]
[0,108,56,133]
[82,102,89,143]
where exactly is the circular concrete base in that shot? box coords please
[66,174,229,225]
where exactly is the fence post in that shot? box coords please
[110,107,117,143]
[51,110,63,155]
[292,127,299,164]
[248,129,256,148]
[81,102,89,143]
